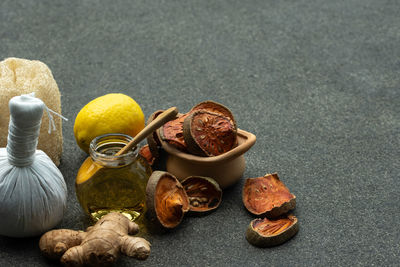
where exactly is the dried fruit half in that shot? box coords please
[139,144,155,166]
[160,113,189,152]
[181,176,222,213]
[183,111,237,156]
[146,110,165,158]
[242,173,296,218]
[191,100,237,127]
[146,171,190,229]
[246,214,298,247]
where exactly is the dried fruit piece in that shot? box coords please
[146,172,223,228]
[146,171,190,229]
[246,214,298,247]
[242,173,296,218]
[191,100,237,128]
[181,176,222,213]
[139,145,155,166]
[160,113,189,152]
[183,111,237,156]
[146,110,164,159]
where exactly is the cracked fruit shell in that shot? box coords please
[139,145,156,166]
[160,113,189,152]
[146,171,190,229]
[181,176,222,213]
[183,111,237,156]
[191,100,237,128]
[246,214,298,247]
[242,173,296,218]
[146,110,165,159]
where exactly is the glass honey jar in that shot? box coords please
[75,133,152,222]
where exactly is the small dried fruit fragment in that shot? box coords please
[183,111,237,156]
[181,176,222,213]
[160,113,189,152]
[146,110,164,159]
[139,145,155,166]
[146,171,190,229]
[246,214,298,247]
[242,173,296,218]
[191,100,237,128]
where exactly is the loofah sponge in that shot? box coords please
[0,57,63,166]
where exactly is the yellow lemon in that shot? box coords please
[74,93,145,153]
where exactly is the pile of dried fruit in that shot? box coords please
[146,171,222,229]
[140,101,238,166]
[138,102,300,249]
[242,173,298,247]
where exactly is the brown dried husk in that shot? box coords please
[246,214,298,247]
[181,176,222,213]
[242,173,296,218]
[160,113,189,152]
[146,171,190,229]
[146,110,165,158]
[139,145,155,166]
[190,100,237,128]
[183,111,237,156]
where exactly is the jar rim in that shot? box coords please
[89,133,138,160]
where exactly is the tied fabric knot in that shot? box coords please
[43,104,68,134]
[29,92,69,134]
[6,93,68,167]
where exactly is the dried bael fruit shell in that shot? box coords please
[139,145,156,166]
[181,176,222,213]
[246,214,298,247]
[191,100,237,128]
[183,111,237,156]
[242,173,296,218]
[146,171,190,229]
[146,110,165,159]
[160,113,189,152]
[247,214,299,247]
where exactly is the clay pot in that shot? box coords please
[160,129,256,188]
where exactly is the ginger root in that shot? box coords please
[39,212,150,266]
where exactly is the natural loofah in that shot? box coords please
[0,57,63,166]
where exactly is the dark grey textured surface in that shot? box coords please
[1,0,399,266]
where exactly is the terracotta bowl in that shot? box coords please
[159,129,256,188]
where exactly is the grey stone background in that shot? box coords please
[0,0,399,266]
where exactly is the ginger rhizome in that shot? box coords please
[39,212,150,266]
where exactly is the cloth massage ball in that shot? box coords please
[0,94,67,237]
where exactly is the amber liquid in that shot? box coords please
[76,155,151,222]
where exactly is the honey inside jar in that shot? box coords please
[76,134,152,222]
